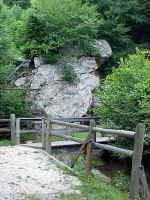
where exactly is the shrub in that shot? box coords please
[16,0,100,61]
[0,65,30,118]
[95,49,150,155]
[0,90,30,118]
[61,64,79,84]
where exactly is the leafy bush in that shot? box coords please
[0,90,30,118]
[95,49,150,155]
[61,64,79,84]
[16,0,100,61]
[0,65,30,118]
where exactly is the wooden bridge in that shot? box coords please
[0,114,150,200]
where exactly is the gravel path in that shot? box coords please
[0,146,81,200]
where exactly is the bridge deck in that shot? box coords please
[22,137,114,149]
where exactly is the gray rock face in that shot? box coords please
[15,77,27,87]
[91,40,112,66]
[29,40,112,118]
[30,57,99,118]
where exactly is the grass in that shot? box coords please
[61,156,129,200]
[24,194,40,200]
[0,139,11,146]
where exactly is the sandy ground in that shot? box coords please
[0,146,81,200]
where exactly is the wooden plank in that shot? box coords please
[46,117,52,154]
[0,128,10,133]
[51,120,90,130]
[53,117,100,122]
[94,142,133,157]
[52,132,83,144]
[130,123,145,200]
[51,129,88,135]
[20,130,41,134]
[71,126,94,168]
[86,140,93,175]
[42,118,46,150]
[51,120,135,138]
[94,127,135,139]
[0,119,10,123]
[16,118,20,145]
[139,165,150,200]
[71,138,90,168]
[21,137,115,148]
[10,114,16,146]
[89,119,96,142]
[19,118,42,121]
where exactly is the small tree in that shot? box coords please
[95,49,150,155]
[16,0,100,62]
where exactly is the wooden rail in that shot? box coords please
[2,115,149,200]
[45,119,148,200]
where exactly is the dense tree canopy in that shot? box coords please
[3,0,30,9]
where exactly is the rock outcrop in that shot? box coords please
[30,57,100,118]
[20,40,112,118]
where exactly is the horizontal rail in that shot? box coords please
[52,132,83,143]
[94,127,135,139]
[19,117,100,122]
[51,120,89,130]
[54,117,100,122]
[93,142,133,157]
[0,128,10,133]
[19,118,43,121]
[51,120,135,139]
[0,88,40,91]
[0,119,10,123]
[20,129,41,134]
[51,129,88,135]
[52,132,133,157]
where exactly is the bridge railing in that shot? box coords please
[46,118,149,200]
[0,114,149,200]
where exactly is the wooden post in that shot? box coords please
[86,139,92,175]
[91,119,96,142]
[46,117,52,154]
[130,123,145,200]
[10,114,16,146]
[139,165,150,200]
[16,118,20,145]
[42,117,46,150]
[86,119,94,175]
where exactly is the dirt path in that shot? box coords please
[0,146,81,200]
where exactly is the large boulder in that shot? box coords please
[28,40,112,118]
[30,57,100,118]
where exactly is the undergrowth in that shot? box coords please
[63,156,129,200]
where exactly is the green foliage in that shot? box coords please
[0,65,30,118]
[0,2,11,65]
[113,171,129,191]
[16,0,100,61]
[71,156,129,200]
[3,0,30,9]
[0,3,22,65]
[0,139,11,146]
[61,64,79,84]
[0,90,30,118]
[95,49,150,154]
[87,0,150,73]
